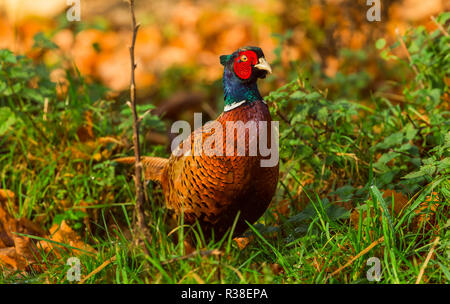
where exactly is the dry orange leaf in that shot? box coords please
[272,199,291,221]
[0,190,96,275]
[382,189,410,215]
[37,220,96,256]
[234,236,253,250]
[0,202,47,273]
[0,189,15,202]
[413,192,446,233]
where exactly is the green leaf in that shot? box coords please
[422,157,435,166]
[421,164,436,176]
[0,49,17,64]
[402,170,425,179]
[326,204,350,220]
[0,80,6,93]
[333,185,354,201]
[377,132,403,149]
[22,87,44,103]
[3,82,23,96]
[290,91,306,100]
[404,123,418,141]
[436,12,450,24]
[376,152,400,167]
[33,32,59,50]
[376,39,386,50]
[437,157,450,171]
[317,107,328,122]
[305,92,322,101]
[0,107,17,136]
[378,170,397,186]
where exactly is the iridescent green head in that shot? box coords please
[220,46,272,109]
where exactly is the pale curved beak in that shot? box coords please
[254,57,272,74]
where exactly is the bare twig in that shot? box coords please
[395,28,424,89]
[376,92,406,103]
[79,256,116,284]
[408,107,432,127]
[430,16,449,37]
[161,249,223,265]
[326,236,384,281]
[127,0,150,253]
[43,98,49,121]
[416,236,440,284]
[137,108,152,124]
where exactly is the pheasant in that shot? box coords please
[118,46,279,240]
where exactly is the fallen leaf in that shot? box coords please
[0,191,95,276]
[76,111,94,142]
[0,189,15,202]
[234,236,253,250]
[38,220,95,256]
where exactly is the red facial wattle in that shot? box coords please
[233,50,258,79]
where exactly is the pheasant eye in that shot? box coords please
[241,55,248,62]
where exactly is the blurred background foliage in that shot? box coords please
[0,0,447,98]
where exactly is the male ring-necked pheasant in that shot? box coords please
[119,46,279,240]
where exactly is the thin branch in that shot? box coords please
[430,16,449,37]
[127,0,150,253]
[416,236,440,284]
[161,249,223,265]
[79,256,116,284]
[137,108,152,124]
[395,28,424,89]
[326,236,384,281]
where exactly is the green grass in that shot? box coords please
[0,14,449,284]
[1,178,448,283]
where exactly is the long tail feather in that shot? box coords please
[115,156,168,182]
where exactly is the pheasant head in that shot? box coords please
[220,46,272,111]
